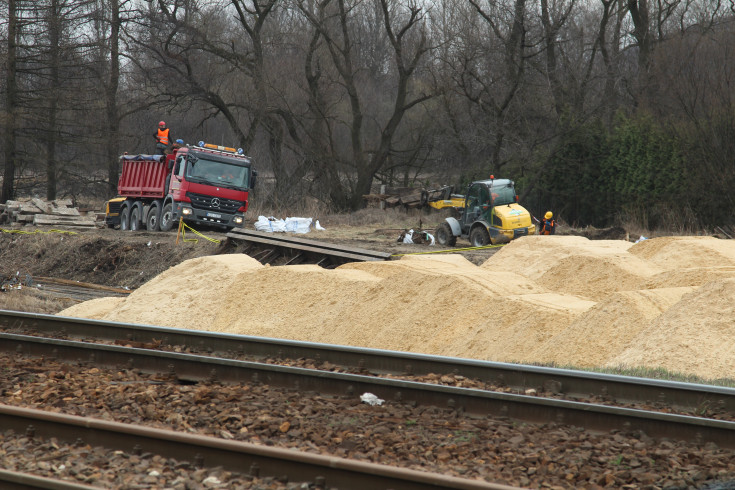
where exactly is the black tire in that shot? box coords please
[435,222,457,246]
[146,202,161,231]
[120,204,131,231]
[160,202,174,232]
[130,206,141,231]
[470,226,490,247]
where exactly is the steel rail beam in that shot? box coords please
[0,470,97,490]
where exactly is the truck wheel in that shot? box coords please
[470,227,490,247]
[435,222,457,246]
[146,202,161,231]
[130,206,141,231]
[160,203,174,232]
[120,204,131,231]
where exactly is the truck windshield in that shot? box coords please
[489,183,516,206]
[186,156,250,189]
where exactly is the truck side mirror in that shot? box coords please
[251,170,258,189]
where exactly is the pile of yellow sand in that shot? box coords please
[59,235,735,381]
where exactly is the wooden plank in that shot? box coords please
[17,203,43,214]
[31,198,51,213]
[48,206,81,216]
[33,214,95,222]
[33,216,97,226]
[34,276,131,294]
[398,193,422,204]
[227,229,392,260]
[15,214,36,223]
[52,199,73,207]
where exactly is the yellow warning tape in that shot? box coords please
[176,218,220,244]
[391,243,505,257]
[0,227,77,235]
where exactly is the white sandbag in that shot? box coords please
[284,217,312,234]
[254,216,286,233]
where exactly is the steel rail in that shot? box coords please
[3,310,735,414]
[0,470,97,490]
[0,405,515,490]
[3,331,735,450]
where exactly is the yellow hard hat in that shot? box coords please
[545,211,553,219]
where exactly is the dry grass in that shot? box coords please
[0,288,77,315]
[615,205,704,238]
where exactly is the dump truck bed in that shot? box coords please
[117,155,169,199]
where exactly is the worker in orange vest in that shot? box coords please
[154,121,172,155]
[539,211,556,235]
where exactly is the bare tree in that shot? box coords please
[298,0,432,210]
[1,0,18,203]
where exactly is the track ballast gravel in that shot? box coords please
[2,353,735,489]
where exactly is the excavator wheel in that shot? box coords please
[470,227,490,247]
[435,222,457,246]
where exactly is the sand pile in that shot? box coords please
[532,287,694,367]
[60,235,735,381]
[629,236,735,268]
[609,278,735,380]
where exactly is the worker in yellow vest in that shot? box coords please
[154,121,172,155]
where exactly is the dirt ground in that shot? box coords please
[0,220,508,313]
[0,221,628,291]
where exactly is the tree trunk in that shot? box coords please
[2,0,18,203]
[106,0,121,197]
[45,0,62,200]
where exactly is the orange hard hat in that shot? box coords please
[158,121,166,127]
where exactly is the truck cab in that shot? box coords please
[164,144,255,230]
[435,178,535,247]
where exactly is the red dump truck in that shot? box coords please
[105,142,256,232]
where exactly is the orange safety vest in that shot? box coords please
[156,128,170,146]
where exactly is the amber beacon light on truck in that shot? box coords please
[197,141,245,155]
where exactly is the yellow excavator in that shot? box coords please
[432,177,535,246]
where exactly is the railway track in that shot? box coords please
[2,310,735,452]
[2,310,734,416]
[0,405,512,490]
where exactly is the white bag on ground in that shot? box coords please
[284,217,312,234]
[402,229,414,244]
[315,220,326,231]
[254,216,286,233]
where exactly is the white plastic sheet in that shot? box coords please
[360,392,385,406]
